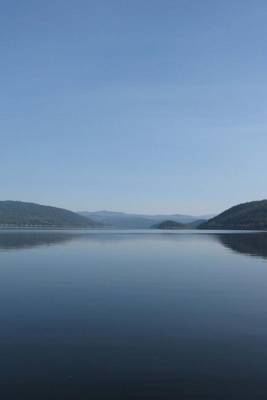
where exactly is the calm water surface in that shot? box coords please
[1,230,267,399]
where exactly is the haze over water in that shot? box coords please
[1,230,267,399]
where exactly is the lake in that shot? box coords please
[1,230,267,399]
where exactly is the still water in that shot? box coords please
[1,230,267,399]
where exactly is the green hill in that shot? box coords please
[152,220,186,229]
[199,200,267,230]
[152,219,205,230]
[0,201,99,228]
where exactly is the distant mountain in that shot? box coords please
[80,211,155,228]
[0,201,99,228]
[199,200,267,230]
[79,210,211,229]
[186,219,207,229]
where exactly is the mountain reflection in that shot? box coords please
[1,231,267,260]
[0,230,157,250]
[216,233,267,260]
[0,231,84,250]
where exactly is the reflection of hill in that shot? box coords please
[0,231,84,250]
[0,230,169,250]
[0,230,211,250]
[216,233,267,260]
[3,231,267,260]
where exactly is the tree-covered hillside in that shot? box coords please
[0,201,98,228]
[199,200,267,230]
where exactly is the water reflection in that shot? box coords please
[0,230,209,250]
[216,233,267,260]
[0,231,83,250]
[1,230,267,399]
[1,231,267,262]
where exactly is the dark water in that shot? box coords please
[1,230,267,399]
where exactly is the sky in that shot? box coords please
[1,0,267,215]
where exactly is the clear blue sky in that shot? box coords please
[1,0,267,215]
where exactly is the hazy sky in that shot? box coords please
[1,1,267,215]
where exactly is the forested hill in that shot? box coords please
[152,219,205,229]
[199,200,267,230]
[0,201,98,228]
[152,220,186,229]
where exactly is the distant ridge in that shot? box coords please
[199,200,267,230]
[79,210,212,229]
[0,201,99,228]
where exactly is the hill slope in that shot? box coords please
[0,201,98,228]
[199,200,267,230]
